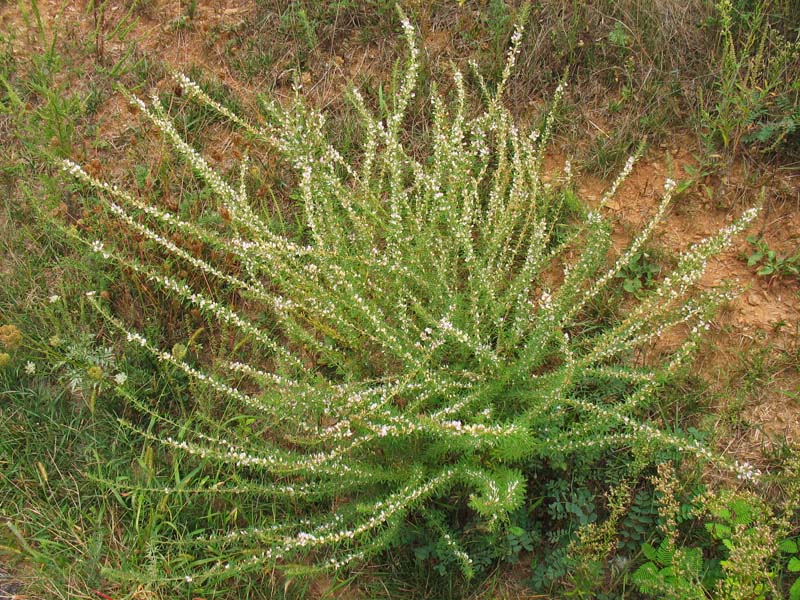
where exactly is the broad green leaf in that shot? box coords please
[790,577,800,600]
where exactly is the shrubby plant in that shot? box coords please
[62,8,759,587]
[632,463,793,600]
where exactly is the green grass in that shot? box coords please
[1,1,799,599]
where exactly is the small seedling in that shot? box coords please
[616,250,660,296]
[746,236,800,282]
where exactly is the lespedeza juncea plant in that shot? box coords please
[62,7,759,585]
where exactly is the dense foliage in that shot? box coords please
[61,8,760,587]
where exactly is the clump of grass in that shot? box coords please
[506,0,716,175]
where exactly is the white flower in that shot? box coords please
[114,372,128,385]
[48,295,60,304]
[91,240,111,259]
[24,361,36,375]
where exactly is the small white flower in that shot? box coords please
[91,240,111,259]
[624,155,635,172]
[114,372,128,385]
[48,295,60,304]
[184,575,193,583]
[24,361,36,375]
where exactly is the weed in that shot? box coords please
[633,537,707,599]
[616,250,662,297]
[57,7,761,591]
[619,488,659,555]
[280,2,318,52]
[631,464,790,600]
[746,235,800,281]
[700,0,800,157]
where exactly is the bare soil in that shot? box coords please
[585,150,800,458]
